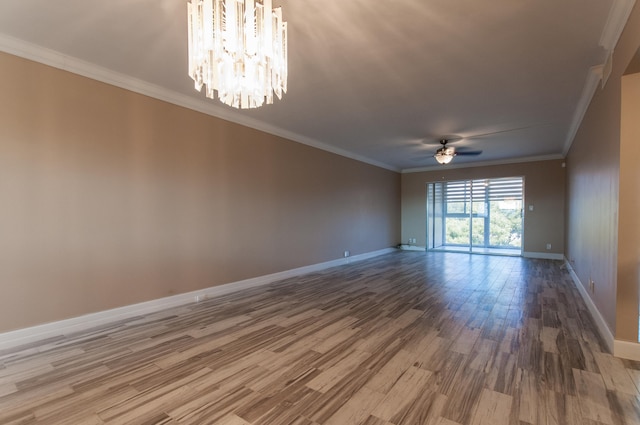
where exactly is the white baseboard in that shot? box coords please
[398,245,426,251]
[0,248,396,351]
[523,252,565,260]
[564,258,639,359]
[565,259,615,352]
[614,340,640,361]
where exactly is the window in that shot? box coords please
[427,177,524,254]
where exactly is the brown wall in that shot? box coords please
[566,2,640,341]
[0,52,401,333]
[401,160,565,254]
[565,85,620,336]
[617,71,640,342]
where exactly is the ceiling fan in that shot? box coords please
[427,124,541,165]
[433,139,482,165]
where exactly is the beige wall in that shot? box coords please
[401,160,565,254]
[565,85,620,336]
[617,71,640,341]
[0,52,401,333]
[566,2,640,341]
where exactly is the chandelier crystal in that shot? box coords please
[187,0,288,109]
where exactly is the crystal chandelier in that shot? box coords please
[187,0,288,109]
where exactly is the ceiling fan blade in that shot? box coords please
[464,124,541,139]
[455,150,483,156]
[424,124,546,146]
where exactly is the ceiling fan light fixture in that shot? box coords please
[187,0,288,109]
[434,146,456,164]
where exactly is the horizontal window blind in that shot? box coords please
[487,177,523,201]
[445,178,522,203]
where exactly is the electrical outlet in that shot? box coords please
[344,250,350,258]
[546,243,551,250]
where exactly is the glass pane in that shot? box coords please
[432,177,523,254]
[489,200,522,247]
[445,217,469,245]
[472,201,486,216]
[471,217,485,246]
[447,201,465,214]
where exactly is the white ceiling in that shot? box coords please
[0,0,634,172]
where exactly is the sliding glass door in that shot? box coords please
[427,177,523,255]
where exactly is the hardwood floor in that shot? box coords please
[1,251,639,425]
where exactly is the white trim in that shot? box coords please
[601,52,614,88]
[401,154,564,174]
[564,259,615,354]
[600,0,637,51]
[614,340,640,361]
[522,252,564,260]
[563,0,637,155]
[562,66,604,156]
[1,1,636,174]
[0,34,399,173]
[398,245,426,251]
[553,259,640,360]
[0,248,396,351]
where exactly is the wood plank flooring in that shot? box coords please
[1,252,640,425]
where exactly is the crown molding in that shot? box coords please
[0,34,399,173]
[562,65,604,156]
[600,0,636,51]
[563,0,636,155]
[3,0,634,176]
[401,154,564,174]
